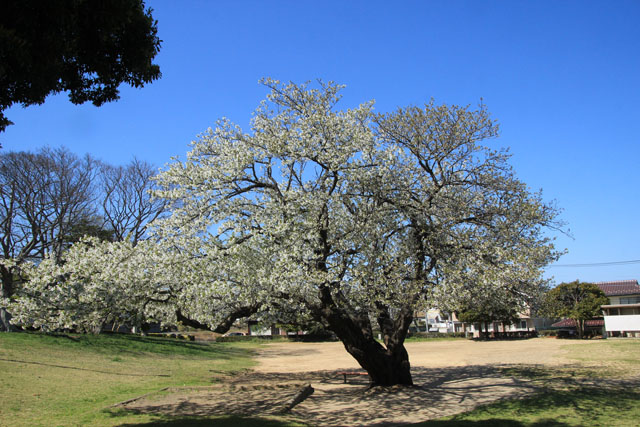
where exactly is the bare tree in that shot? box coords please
[37,148,99,261]
[100,159,166,246]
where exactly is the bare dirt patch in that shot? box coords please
[118,338,601,426]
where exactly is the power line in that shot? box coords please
[547,259,640,268]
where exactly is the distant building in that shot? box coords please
[550,280,640,338]
[414,308,552,338]
[599,280,640,337]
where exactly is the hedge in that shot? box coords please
[216,333,338,343]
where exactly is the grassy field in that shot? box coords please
[0,332,298,426]
[1,333,639,426]
[419,339,640,427]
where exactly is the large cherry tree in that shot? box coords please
[149,79,561,386]
[13,80,560,386]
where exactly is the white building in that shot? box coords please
[599,280,640,338]
[415,308,550,337]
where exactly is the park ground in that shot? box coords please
[1,334,639,426]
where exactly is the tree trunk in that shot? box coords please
[315,286,413,386]
[576,319,584,339]
[0,307,15,332]
[0,268,16,332]
[340,337,413,386]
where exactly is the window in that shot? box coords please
[620,296,640,304]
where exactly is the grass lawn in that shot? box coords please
[417,386,640,427]
[2,333,639,426]
[0,332,299,426]
[417,339,640,427]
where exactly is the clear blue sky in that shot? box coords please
[2,0,639,285]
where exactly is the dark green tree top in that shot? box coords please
[544,280,608,337]
[545,281,608,319]
[457,301,520,326]
[0,0,162,133]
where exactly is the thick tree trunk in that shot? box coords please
[315,286,413,386]
[340,337,413,386]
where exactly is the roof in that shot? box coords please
[595,280,640,296]
[551,318,604,328]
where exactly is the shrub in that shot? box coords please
[407,332,468,339]
[215,333,338,343]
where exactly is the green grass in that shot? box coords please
[0,332,298,426]
[562,339,640,374]
[113,415,303,426]
[416,386,640,426]
[416,339,640,426]
[3,333,639,426]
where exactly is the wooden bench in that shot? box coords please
[337,371,369,383]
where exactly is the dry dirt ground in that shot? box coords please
[119,338,602,426]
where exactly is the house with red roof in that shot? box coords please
[551,280,640,337]
[599,280,640,337]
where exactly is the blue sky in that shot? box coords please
[2,0,639,284]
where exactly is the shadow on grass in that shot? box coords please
[115,415,300,427]
[74,334,239,358]
[413,385,640,426]
[416,420,567,427]
[5,331,252,359]
[0,356,172,377]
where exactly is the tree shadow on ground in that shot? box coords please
[414,420,567,427]
[107,365,544,426]
[412,380,640,427]
[115,414,299,427]
[107,364,640,426]
[16,331,248,359]
[0,356,171,377]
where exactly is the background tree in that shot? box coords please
[543,280,608,338]
[60,215,115,246]
[0,0,161,133]
[456,301,520,337]
[451,274,550,337]
[100,159,166,246]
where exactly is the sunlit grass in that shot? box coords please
[0,332,287,426]
[561,339,640,374]
[417,339,640,426]
[3,333,639,426]
[418,386,640,426]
